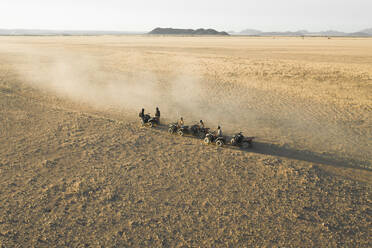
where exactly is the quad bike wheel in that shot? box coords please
[216,140,224,147]
[148,122,153,128]
[178,130,184,136]
[230,138,237,146]
[204,137,211,144]
[168,128,175,134]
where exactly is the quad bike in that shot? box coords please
[178,124,210,138]
[168,123,178,134]
[230,132,254,148]
[140,114,159,127]
[147,116,159,127]
[168,123,189,136]
[177,126,190,136]
[190,124,209,139]
[168,123,207,139]
[204,132,226,147]
[198,127,209,139]
[140,114,150,125]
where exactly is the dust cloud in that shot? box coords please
[4,44,257,132]
[1,42,370,168]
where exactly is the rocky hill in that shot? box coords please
[148,27,229,36]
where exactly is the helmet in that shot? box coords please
[200,120,203,123]
[218,126,220,129]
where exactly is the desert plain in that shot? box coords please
[0,36,371,247]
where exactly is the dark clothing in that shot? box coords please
[143,114,150,123]
[155,108,160,118]
[139,109,145,118]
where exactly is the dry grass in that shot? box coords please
[0,36,371,247]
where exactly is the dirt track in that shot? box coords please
[0,36,371,247]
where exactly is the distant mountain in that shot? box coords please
[231,29,309,36]
[348,32,370,37]
[317,30,347,36]
[238,29,262,35]
[296,30,309,34]
[261,31,308,36]
[0,29,143,36]
[229,28,372,37]
[148,28,229,36]
[359,28,372,35]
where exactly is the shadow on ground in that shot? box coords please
[252,141,371,171]
[152,123,371,172]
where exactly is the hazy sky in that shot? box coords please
[1,0,371,32]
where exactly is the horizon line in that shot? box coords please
[0,27,371,33]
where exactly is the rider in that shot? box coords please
[177,117,184,128]
[216,126,223,137]
[155,107,160,122]
[139,108,150,124]
[139,108,144,118]
[199,120,205,128]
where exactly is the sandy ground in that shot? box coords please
[0,36,371,247]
